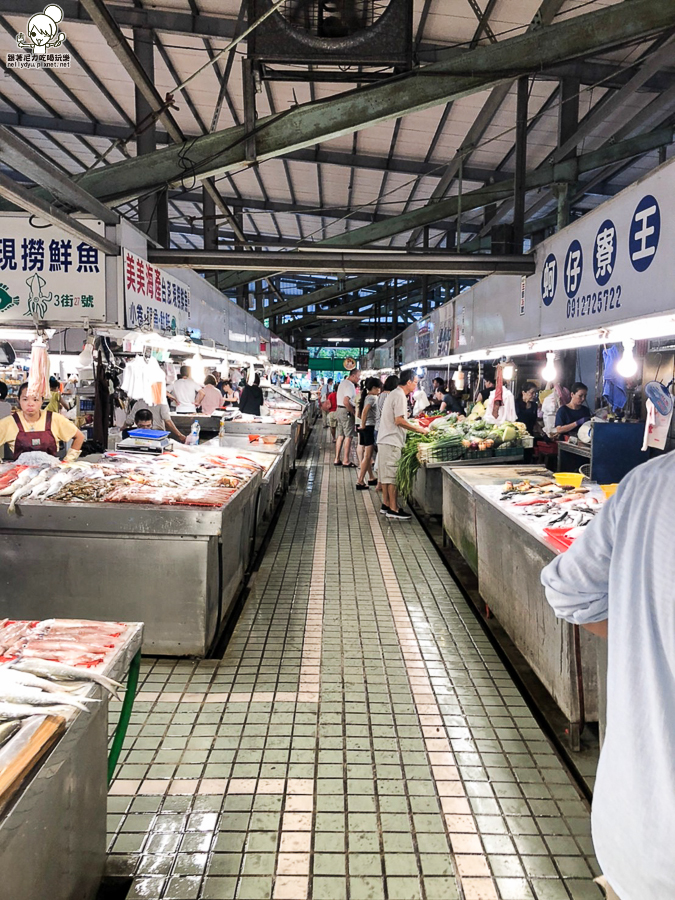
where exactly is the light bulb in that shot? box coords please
[502,360,515,381]
[616,340,637,378]
[541,352,557,383]
[452,365,465,390]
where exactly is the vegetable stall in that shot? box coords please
[398,409,529,517]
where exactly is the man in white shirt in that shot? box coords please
[168,366,202,413]
[376,370,428,520]
[542,452,675,900]
[334,370,359,467]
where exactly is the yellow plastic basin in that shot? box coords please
[600,483,618,499]
[553,472,585,489]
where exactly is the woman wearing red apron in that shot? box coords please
[0,382,85,461]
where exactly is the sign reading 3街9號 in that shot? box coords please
[123,248,191,335]
[529,159,674,337]
[0,216,106,323]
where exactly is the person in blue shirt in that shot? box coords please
[554,381,591,437]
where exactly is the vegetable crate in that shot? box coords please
[494,446,525,459]
[464,449,494,460]
[427,444,466,463]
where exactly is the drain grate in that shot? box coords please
[96,876,133,900]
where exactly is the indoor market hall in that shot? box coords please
[106,429,600,900]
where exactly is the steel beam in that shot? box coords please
[0,173,118,256]
[513,77,529,253]
[60,0,675,206]
[0,126,118,224]
[216,123,675,291]
[0,0,240,40]
[254,275,387,321]
[148,250,534,277]
[406,0,566,247]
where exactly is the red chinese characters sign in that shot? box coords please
[123,248,191,333]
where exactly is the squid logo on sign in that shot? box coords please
[16,5,66,55]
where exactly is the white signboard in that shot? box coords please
[123,248,191,333]
[0,216,106,323]
[526,158,675,337]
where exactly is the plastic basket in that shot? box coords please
[494,447,524,459]
[464,448,494,460]
[430,444,466,462]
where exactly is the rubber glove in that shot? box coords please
[64,448,81,462]
[575,417,588,427]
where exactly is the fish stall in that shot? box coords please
[0,450,262,656]
[200,435,292,548]
[442,465,603,749]
[0,617,143,900]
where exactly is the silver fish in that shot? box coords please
[0,678,97,711]
[0,667,82,695]
[0,467,35,498]
[0,702,65,719]
[10,658,123,697]
[0,719,20,748]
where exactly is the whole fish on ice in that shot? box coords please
[0,677,98,711]
[10,658,123,696]
[0,701,66,719]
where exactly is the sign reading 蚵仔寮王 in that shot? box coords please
[526,159,673,337]
[123,248,191,335]
[0,216,106,323]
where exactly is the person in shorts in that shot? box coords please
[334,369,359,467]
[376,370,428,519]
[326,383,338,442]
[355,377,381,490]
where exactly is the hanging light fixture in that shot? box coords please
[188,352,206,383]
[616,338,638,378]
[452,364,465,391]
[541,352,557,383]
[501,358,515,381]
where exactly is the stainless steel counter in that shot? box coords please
[219,416,306,461]
[0,622,143,900]
[442,465,602,748]
[414,454,526,517]
[0,473,260,656]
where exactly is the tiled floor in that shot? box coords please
[108,428,602,900]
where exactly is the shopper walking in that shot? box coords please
[541,452,675,900]
[375,374,399,444]
[376,370,428,519]
[326,383,338,442]
[355,378,381,490]
[320,378,333,428]
[334,369,359,467]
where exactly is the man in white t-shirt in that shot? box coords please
[334,370,359,467]
[168,366,202,413]
[376,370,428,520]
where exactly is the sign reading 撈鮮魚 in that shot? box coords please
[0,217,106,323]
[123,248,191,334]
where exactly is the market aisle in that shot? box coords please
[107,427,603,900]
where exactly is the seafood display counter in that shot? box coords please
[0,453,262,656]
[442,466,603,748]
[201,435,292,544]
[219,414,305,463]
[0,619,143,900]
[413,453,527,518]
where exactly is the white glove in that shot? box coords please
[65,448,81,462]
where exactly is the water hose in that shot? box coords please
[107,650,141,785]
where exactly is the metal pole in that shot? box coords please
[513,75,529,253]
[134,27,160,243]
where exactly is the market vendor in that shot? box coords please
[239,374,264,416]
[125,398,187,444]
[0,382,85,461]
[555,381,592,437]
[515,382,540,435]
[440,383,465,415]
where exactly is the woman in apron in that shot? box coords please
[0,382,85,461]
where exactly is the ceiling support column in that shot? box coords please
[133,27,167,245]
[513,76,529,253]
